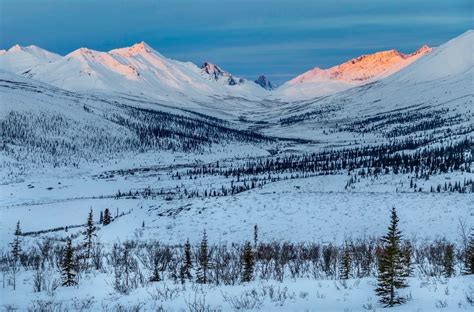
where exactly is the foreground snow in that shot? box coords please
[2,274,473,311]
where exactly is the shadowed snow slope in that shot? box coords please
[386,30,473,83]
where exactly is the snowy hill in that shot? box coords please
[261,30,473,144]
[387,30,473,83]
[0,31,471,152]
[0,44,61,74]
[0,42,269,106]
[0,41,436,105]
[24,42,216,97]
[275,44,431,100]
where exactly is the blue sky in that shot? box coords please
[1,0,472,83]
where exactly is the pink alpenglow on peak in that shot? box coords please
[109,41,159,58]
[288,44,432,85]
[275,44,432,100]
[8,44,24,53]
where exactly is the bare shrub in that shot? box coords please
[466,285,474,306]
[147,283,182,302]
[185,289,221,312]
[27,299,63,312]
[222,289,264,311]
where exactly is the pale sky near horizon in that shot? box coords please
[1,0,472,83]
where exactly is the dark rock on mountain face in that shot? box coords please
[255,75,276,90]
[201,62,244,86]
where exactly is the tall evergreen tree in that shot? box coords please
[10,221,22,260]
[10,221,22,290]
[103,208,111,225]
[463,230,474,275]
[61,238,77,287]
[183,239,193,280]
[241,241,254,282]
[196,230,209,284]
[375,207,408,307]
[443,243,455,278]
[339,243,351,280]
[149,249,162,282]
[83,208,96,260]
[179,239,193,284]
[253,224,258,250]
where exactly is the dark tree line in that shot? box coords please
[0,102,271,171]
[179,138,472,180]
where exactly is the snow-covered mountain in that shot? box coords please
[386,31,472,83]
[262,30,473,142]
[0,42,270,104]
[22,42,218,98]
[0,44,61,74]
[275,44,432,100]
[2,31,470,157]
[0,41,436,104]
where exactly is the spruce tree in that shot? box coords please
[83,208,96,260]
[375,207,408,307]
[196,230,209,284]
[103,208,111,225]
[241,241,254,282]
[61,238,77,287]
[443,243,455,278]
[150,252,162,282]
[10,221,22,290]
[182,239,193,280]
[339,243,351,280]
[463,230,474,275]
[179,239,193,284]
[10,221,22,260]
[253,224,258,250]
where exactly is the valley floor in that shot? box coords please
[0,157,472,248]
[0,152,473,311]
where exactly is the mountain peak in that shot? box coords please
[0,44,61,74]
[8,44,23,53]
[288,45,432,86]
[201,62,244,86]
[201,62,225,79]
[67,47,98,58]
[110,41,154,57]
[412,44,431,56]
[128,41,152,53]
[255,75,277,90]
